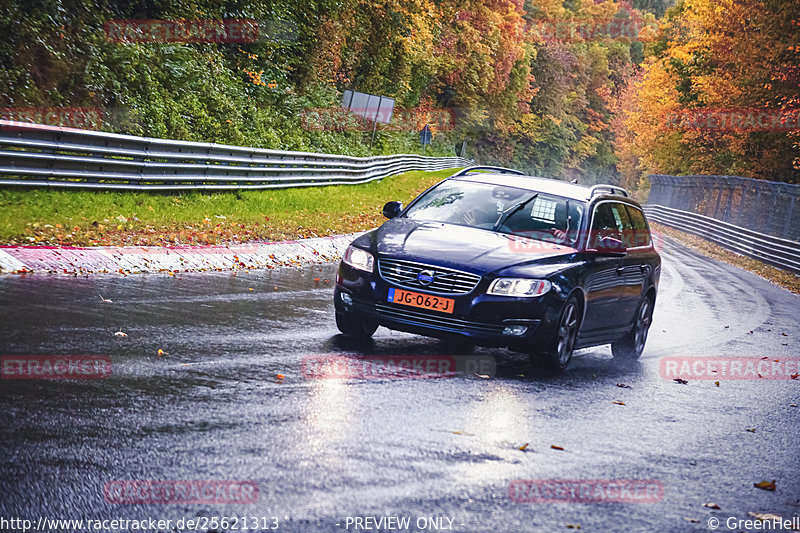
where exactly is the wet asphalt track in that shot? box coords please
[0,236,798,533]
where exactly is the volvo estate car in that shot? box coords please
[333,166,661,371]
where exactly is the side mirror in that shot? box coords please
[383,201,403,219]
[595,235,627,256]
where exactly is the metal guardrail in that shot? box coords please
[644,204,800,275]
[0,120,473,190]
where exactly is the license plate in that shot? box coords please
[387,288,455,314]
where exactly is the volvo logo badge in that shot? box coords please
[417,270,435,285]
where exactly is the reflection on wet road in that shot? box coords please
[1,237,798,532]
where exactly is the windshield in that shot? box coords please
[403,179,584,246]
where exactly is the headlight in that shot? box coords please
[342,245,374,273]
[488,278,551,297]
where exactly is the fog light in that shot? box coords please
[502,325,528,336]
[340,292,353,305]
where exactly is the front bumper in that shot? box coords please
[334,262,563,350]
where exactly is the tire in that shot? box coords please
[611,295,654,360]
[530,295,581,372]
[335,311,378,338]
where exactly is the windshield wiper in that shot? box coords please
[492,193,538,231]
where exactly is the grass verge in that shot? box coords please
[652,222,800,295]
[0,169,460,247]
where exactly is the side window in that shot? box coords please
[590,203,618,248]
[625,205,652,248]
[590,202,632,248]
[611,203,634,247]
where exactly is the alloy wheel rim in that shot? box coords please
[634,299,652,353]
[557,302,578,365]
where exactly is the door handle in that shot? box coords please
[616,265,625,275]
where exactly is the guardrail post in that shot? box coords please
[139,139,150,187]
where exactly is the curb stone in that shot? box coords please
[0,233,364,275]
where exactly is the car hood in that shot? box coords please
[357,218,578,274]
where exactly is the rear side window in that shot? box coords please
[590,202,633,248]
[625,205,652,248]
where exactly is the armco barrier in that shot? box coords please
[0,120,472,190]
[643,204,800,275]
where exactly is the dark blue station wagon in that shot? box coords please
[333,166,661,371]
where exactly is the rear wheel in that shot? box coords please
[335,311,378,338]
[611,295,653,360]
[531,295,580,372]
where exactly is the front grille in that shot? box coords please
[357,302,504,336]
[378,258,481,294]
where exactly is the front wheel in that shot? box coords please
[530,295,580,372]
[611,295,654,360]
[335,311,378,338]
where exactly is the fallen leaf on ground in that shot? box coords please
[451,430,474,436]
[616,383,632,389]
[673,378,689,384]
[551,445,565,451]
[684,518,699,523]
[474,373,491,379]
[519,443,529,451]
[114,330,127,337]
[99,294,112,303]
[746,428,756,433]
[157,349,166,357]
[754,480,776,491]
[566,525,580,529]
[714,381,720,387]
[703,502,721,509]
[612,401,626,405]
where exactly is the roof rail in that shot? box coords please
[587,184,629,198]
[450,165,527,178]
